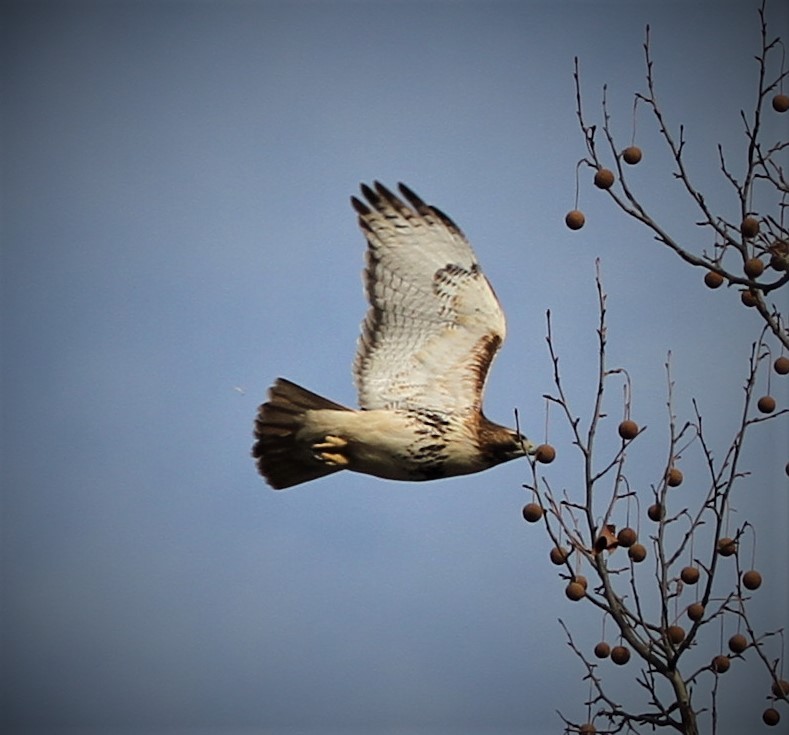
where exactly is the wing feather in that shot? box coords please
[352,182,505,414]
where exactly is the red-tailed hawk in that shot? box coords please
[252,182,532,489]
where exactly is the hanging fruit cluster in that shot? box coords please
[521,373,788,729]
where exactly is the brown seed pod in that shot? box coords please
[757,395,776,414]
[622,146,642,165]
[769,241,789,271]
[522,502,543,523]
[717,537,737,557]
[742,569,762,590]
[618,419,639,440]
[711,654,731,673]
[740,216,760,238]
[549,546,569,565]
[771,251,789,271]
[666,625,686,644]
[565,210,586,230]
[647,503,664,522]
[565,581,585,601]
[728,633,748,654]
[610,645,631,665]
[666,467,683,487]
[774,356,789,375]
[578,724,597,735]
[770,238,789,264]
[680,566,700,585]
[594,641,611,659]
[762,707,781,727]
[534,444,556,464]
[594,168,615,189]
[772,93,789,112]
[617,527,637,548]
[687,602,705,622]
[771,678,789,697]
[595,524,618,553]
[704,271,724,289]
[628,543,647,563]
[575,575,588,590]
[740,290,759,307]
[744,257,765,278]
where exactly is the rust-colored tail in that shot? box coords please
[252,378,351,490]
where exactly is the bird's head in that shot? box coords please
[480,420,534,466]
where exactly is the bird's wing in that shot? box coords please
[352,182,506,415]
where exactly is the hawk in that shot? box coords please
[252,182,532,489]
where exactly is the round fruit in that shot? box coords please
[618,419,639,440]
[622,146,642,165]
[740,290,759,307]
[717,537,737,557]
[742,569,762,590]
[771,678,789,697]
[575,575,588,590]
[579,724,597,735]
[666,467,683,487]
[565,210,586,230]
[594,168,615,189]
[594,641,611,659]
[550,546,569,565]
[757,395,776,414]
[774,356,789,375]
[617,527,637,548]
[681,566,700,585]
[771,251,789,271]
[647,503,664,522]
[704,271,724,289]
[712,654,731,673]
[744,257,765,278]
[628,543,647,563]
[687,602,705,622]
[565,581,585,601]
[772,93,789,112]
[762,707,781,727]
[741,217,760,238]
[728,633,748,654]
[522,502,543,523]
[610,645,631,665]
[666,625,685,644]
[534,444,556,464]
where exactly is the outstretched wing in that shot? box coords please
[352,182,506,415]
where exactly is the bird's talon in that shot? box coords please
[312,435,348,451]
[318,452,349,467]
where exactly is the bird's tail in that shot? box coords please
[252,378,351,490]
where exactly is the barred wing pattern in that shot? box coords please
[351,183,506,415]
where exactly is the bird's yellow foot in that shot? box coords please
[312,436,349,466]
[312,435,348,450]
[318,452,349,467]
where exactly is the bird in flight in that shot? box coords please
[252,182,532,489]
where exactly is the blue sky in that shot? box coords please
[2,1,788,734]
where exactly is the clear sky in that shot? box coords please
[2,1,788,734]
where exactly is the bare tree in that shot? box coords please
[565,1,787,350]
[525,267,787,733]
[525,2,789,733]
